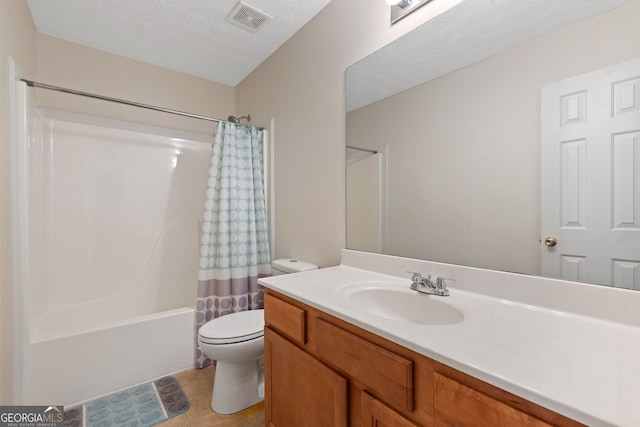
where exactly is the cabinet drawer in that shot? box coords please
[434,373,552,427]
[315,318,413,411]
[264,292,306,345]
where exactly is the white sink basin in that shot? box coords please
[337,281,464,325]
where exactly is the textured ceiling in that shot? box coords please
[26,0,331,87]
[347,0,638,112]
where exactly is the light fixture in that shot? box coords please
[388,0,432,24]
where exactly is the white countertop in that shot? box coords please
[259,250,640,427]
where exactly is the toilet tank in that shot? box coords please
[271,258,318,276]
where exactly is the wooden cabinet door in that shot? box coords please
[264,327,348,427]
[361,391,420,427]
[434,374,553,427]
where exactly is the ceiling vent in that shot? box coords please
[226,1,272,33]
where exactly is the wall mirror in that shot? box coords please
[346,0,640,289]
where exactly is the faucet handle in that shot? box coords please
[406,271,422,282]
[435,277,454,289]
[433,277,453,296]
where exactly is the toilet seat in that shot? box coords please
[198,309,264,345]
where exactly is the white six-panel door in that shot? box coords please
[541,58,640,289]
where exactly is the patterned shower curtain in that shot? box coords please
[195,121,271,368]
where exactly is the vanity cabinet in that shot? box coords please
[264,289,585,427]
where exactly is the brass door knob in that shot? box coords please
[544,236,558,247]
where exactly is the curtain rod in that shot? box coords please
[346,145,378,154]
[20,79,263,130]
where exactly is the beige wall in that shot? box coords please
[346,2,640,275]
[0,0,36,404]
[36,34,235,135]
[235,0,457,268]
[347,154,383,253]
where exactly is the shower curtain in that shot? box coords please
[196,121,271,368]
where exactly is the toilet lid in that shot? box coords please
[198,309,264,345]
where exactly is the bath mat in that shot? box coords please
[63,376,189,427]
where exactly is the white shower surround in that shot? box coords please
[14,82,210,405]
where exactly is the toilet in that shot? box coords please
[197,258,318,414]
[271,258,319,276]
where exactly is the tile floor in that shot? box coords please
[162,365,265,427]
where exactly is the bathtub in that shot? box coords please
[23,308,195,406]
[14,83,211,405]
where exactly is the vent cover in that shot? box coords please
[226,1,272,33]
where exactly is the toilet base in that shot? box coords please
[211,358,264,414]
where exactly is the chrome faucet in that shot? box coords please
[408,271,451,296]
